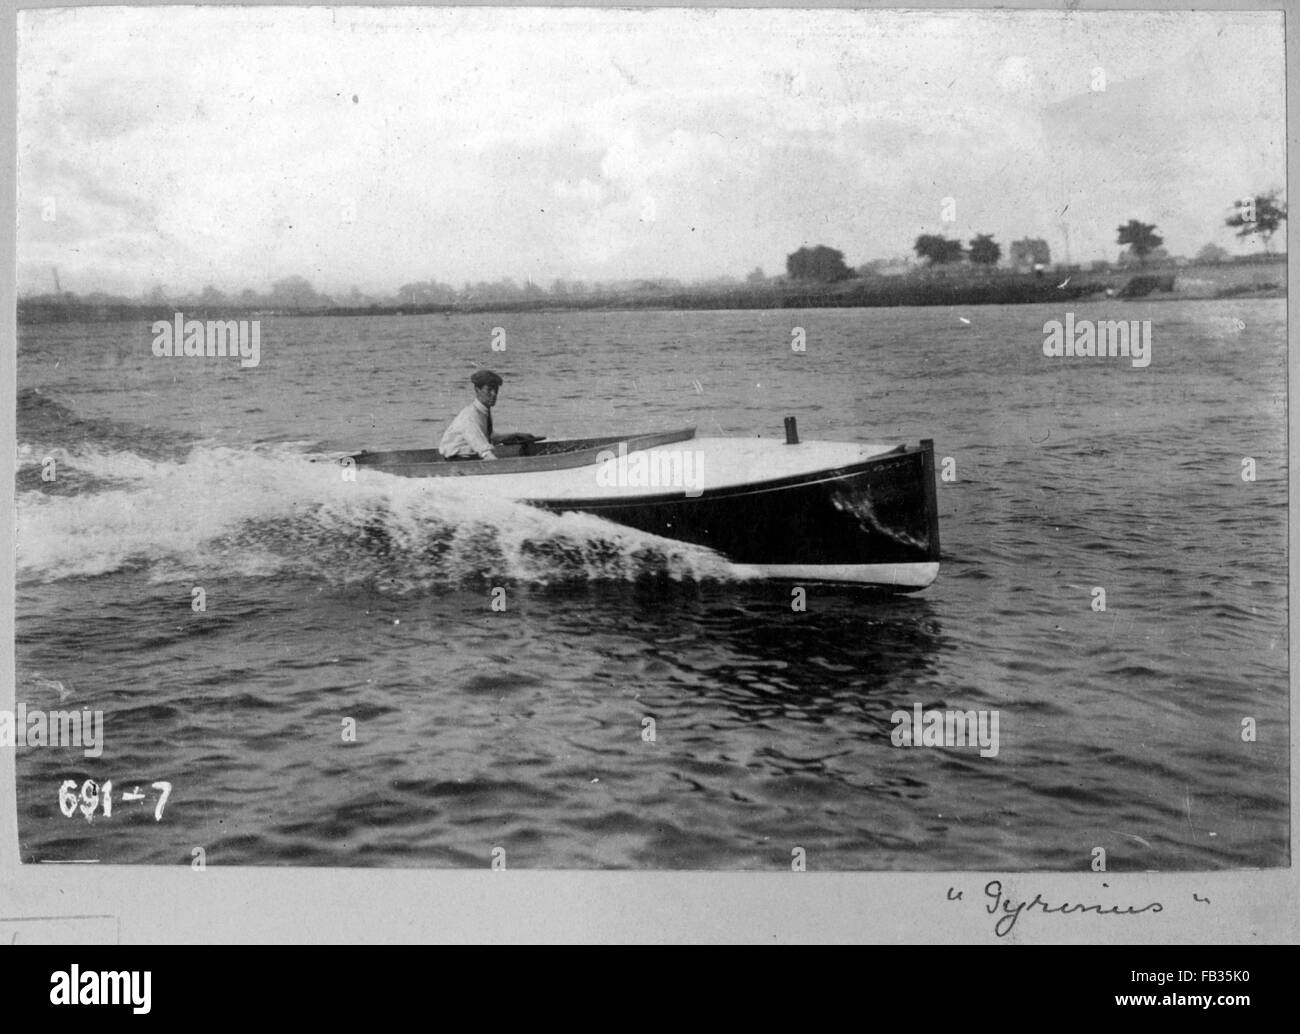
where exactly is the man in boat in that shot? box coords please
[439,368,504,461]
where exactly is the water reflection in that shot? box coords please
[518,580,946,729]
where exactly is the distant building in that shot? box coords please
[1115,246,1169,268]
[1008,238,1051,272]
[859,257,914,277]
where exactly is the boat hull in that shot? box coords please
[528,440,941,591]
[352,431,941,591]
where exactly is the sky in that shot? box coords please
[16,6,1288,297]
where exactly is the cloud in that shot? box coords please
[16,7,1287,295]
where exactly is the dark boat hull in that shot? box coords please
[529,440,941,590]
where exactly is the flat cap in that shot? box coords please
[471,369,503,388]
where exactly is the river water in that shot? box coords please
[13,299,1288,869]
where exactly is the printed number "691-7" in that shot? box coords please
[58,780,172,822]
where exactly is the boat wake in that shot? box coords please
[16,435,745,592]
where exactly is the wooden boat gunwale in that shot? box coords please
[352,426,697,477]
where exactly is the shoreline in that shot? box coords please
[16,260,1286,324]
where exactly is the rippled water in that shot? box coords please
[13,300,1288,869]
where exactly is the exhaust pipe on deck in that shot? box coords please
[784,416,799,444]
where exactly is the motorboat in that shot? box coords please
[350,418,940,590]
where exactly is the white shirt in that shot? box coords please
[439,400,496,459]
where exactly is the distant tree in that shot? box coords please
[914,234,965,265]
[786,245,852,282]
[267,276,321,309]
[746,266,766,284]
[1116,220,1163,266]
[1195,243,1231,264]
[198,284,227,306]
[967,233,1001,266]
[397,280,457,305]
[1226,191,1287,254]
